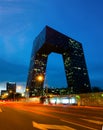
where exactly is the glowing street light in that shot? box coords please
[36,75,44,97]
[25,87,29,100]
[9,90,13,93]
[37,75,44,82]
[26,88,29,92]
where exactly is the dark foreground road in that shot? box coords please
[0,102,103,130]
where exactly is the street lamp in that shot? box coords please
[25,88,29,101]
[36,75,44,96]
[37,75,44,82]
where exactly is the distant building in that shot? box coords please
[1,90,8,96]
[26,26,91,96]
[6,82,16,94]
[0,90,8,99]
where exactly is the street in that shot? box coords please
[0,102,103,130]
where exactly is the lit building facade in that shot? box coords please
[26,26,91,96]
[6,82,16,94]
[1,90,8,96]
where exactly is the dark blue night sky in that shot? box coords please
[0,0,103,92]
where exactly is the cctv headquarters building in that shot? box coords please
[26,26,91,96]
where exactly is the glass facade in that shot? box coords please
[26,26,91,96]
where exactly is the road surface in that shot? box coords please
[0,102,103,130]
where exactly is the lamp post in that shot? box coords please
[37,75,44,96]
[25,88,29,101]
[37,75,44,82]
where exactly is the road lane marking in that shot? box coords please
[0,108,2,112]
[61,119,98,130]
[81,118,103,125]
[32,121,75,130]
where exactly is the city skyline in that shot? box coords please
[0,0,103,92]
